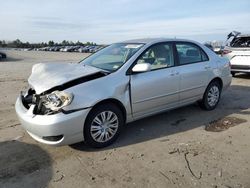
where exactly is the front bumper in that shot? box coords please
[231,69,250,73]
[15,96,91,146]
[230,55,250,73]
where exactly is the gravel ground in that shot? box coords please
[0,50,250,188]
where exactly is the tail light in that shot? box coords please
[222,49,232,55]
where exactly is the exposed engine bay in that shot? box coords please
[21,71,107,115]
[21,88,73,115]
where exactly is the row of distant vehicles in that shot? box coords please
[34,45,105,53]
[3,31,250,77]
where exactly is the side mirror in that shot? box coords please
[132,63,151,73]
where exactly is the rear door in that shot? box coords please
[130,42,180,119]
[175,42,210,103]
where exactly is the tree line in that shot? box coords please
[0,39,97,48]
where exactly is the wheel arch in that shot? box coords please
[88,98,127,123]
[208,77,223,90]
[83,98,126,147]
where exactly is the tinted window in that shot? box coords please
[135,43,174,71]
[176,43,206,65]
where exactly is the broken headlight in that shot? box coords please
[43,91,73,111]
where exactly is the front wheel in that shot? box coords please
[199,81,221,111]
[84,103,124,148]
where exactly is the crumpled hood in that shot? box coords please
[28,63,102,94]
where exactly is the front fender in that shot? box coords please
[62,73,132,118]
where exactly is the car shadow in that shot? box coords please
[0,57,23,62]
[71,85,250,151]
[0,141,52,188]
[233,73,250,79]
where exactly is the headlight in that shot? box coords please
[43,91,73,111]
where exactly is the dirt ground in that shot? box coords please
[0,50,250,188]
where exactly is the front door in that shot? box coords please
[130,43,180,119]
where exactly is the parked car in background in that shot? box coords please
[83,46,94,53]
[48,46,61,52]
[204,43,214,51]
[72,46,81,52]
[89,46,103,53]
[87,46,96,52]
[43,47,50,51]
[60,46,79,52]
[222,31,250,76]
[77,46,85,53]
[0,51,7,59]
[48,47,55,51]
[15,38,231,148]
[61,46,72,52]
[78,45,92,53]
[59,46,66,52]
[213,46,224,55]
[69,46,81,52]
[204,43,224,55]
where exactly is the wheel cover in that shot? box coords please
[90,111,119,143]
[207,86,220,107]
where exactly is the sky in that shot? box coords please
[0,0,250,44]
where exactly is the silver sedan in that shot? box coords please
[15,38,232,148]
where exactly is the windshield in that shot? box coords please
[80,43,144,72]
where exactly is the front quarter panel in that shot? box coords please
[62,72,131,119]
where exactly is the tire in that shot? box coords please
[84,103,124,148]
[199,81,221,111]
[0,53,6,59]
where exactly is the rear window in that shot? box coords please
[230,37,250,47]
[176,43,208,65]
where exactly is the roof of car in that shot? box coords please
[121,38,165,43]
[121,38,195,44]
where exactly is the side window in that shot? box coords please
[176,43,206,65]
[201,50,209,61]
[136,43,175,71]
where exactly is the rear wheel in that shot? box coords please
[84,103,124,148]
[199,81,221,111]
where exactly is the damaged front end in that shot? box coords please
[21,88,73,115]
[20,62,109,115]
